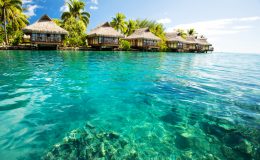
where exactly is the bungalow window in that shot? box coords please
[114,38,118,44]
[32,33,36,41]
[57,35,61,42]
[138,39,142,46]
[50,34,54,42]
[54,35,61,42]
[173,42,177,48]
[38,34,46,42]
[94,37,98,44]
[102,37,118,44]
[178,42,183,48]
[99,37,102,43]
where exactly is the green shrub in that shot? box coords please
[0,28,4,44]
[158,40,168,52]
[119,40,131,51]
[0,35,4,44]
[9,31,23,46]
[63,17,87,47]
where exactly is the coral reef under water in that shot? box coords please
[42,123,138,160]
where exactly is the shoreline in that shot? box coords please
[0,45,212,53]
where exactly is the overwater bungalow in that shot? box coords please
[87,22,125,49]
[22,14,68,48]
[124,28,161,51]
[165,32,186,52]
[183,36,198,52]
[195,36,214,53]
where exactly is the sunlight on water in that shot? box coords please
[0,51,259,159]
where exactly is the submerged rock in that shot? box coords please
[234,139,253,155]
[175,133,192,150]
[42,123,137,160]
[221,145,236,160]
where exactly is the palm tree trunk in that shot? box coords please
[3,8,8,45]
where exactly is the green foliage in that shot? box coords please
[187,28,197,36]
[119,40,131,51]
[177,29,187,39]
[112,15,168,51]
[149,23,165,38]
[125,19,137,36]
[110,13,127,33]
[0,28,4,44]
[134,19,166,39]
[52,18,63,27]
[158,40,168,52]
[9,30,23,45]
[63,17,87,47]
[61,0,90,27]
[0,35,4,44]
[60,0,90,47]
[0,0,28,45]
[135,19,157,29]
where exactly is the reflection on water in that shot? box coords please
[0,51,259,159]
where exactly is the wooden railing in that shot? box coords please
[31,37,62,43]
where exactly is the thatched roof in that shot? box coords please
[165,32,186,43]
[196,37,211,46]
[125,28,161,41]
[184,36,197,44]
[23,14,68,35]
[88,22,124,38]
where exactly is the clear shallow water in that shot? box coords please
[0,51,259,159]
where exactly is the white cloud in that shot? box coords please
[232,26,252,30]
[24,4,39,17]
[166,16,260,36]
[90,6,98,10]
[91,0,98,5]
[22,0,33,4]
[60,0,69,12]
[157,18,172,24]
[60,5,69,12]
[240,16,260,21]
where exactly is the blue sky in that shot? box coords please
[23,0,260,53]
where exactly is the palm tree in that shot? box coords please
[110,13,127,33]
[150,23,165,38]
[187,28,197,36]
[0,0,25,45]
[61,0,90,27]
[135,19,156,29]
[52,18,63,27]
[177,29,187,39]
[9,9,28,31]
[125,19,137,36]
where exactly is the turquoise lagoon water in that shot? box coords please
[0,51,259,159]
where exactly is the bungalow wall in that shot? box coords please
[88,36,120,46]
[197,45,210,52]
[188,44,196,51]
[128,39,159,48]
[182,43,189,51]
[25,33,64,44]
[167,41,183,49]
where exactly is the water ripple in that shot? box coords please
[0,51,259,159]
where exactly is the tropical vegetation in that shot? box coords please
[56,0,90,46]
[187,28,197,36]
[110,14,168,51]
[63,17,87,47]
[119,39,131,51]
[124,19,137,36]
[61,0,90,27]
[0,1,202,51]
[0,0,28,45]
[110,13,127,34]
